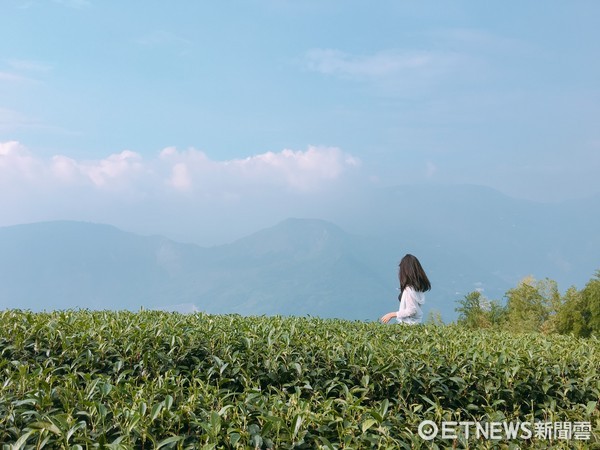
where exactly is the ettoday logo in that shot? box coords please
[417,420,592,442]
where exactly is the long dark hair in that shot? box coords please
[398,254,431,296]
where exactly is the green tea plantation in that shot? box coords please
[0,310,598,449]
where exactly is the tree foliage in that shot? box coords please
[456,270,599,337]
[455,291,504,329]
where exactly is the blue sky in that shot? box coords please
[1,1,599,243]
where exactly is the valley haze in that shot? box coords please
[1,184,598,322]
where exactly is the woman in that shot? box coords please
[380,254,431,325]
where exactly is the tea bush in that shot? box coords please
[0,310,598,449]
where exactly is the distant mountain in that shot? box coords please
[1,185,598,321]
[0,221,203,311]
[197,219,392,318]
[0,219,393,320]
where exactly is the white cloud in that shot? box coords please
[159,145,359,193]
[0,108,30,131]
[303,48,462,83]
[168,163,192,191]
[80,150,145,187]
[1,59,50,86]
[7,59,53,73]
[50,155,80,182]
[0,71,32,83]
[0,107,79,135]
[0,141,43,181]
[0,144,145,192]
[305,49,434,79]
[0,141,360,195]
[0,140,21,157]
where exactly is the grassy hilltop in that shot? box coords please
[0,310,598,449]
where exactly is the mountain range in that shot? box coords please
[1,184,598,321]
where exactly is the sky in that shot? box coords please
[1,1,599,244]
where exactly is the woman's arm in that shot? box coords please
[380,312,397,323]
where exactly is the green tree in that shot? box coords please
[551,270,599,337]
[455,291,503,329]
[582,270,600,336]
[504,276,559,334]
[551,286,582,335]
[456,291,484,328]
[487,299,507,328]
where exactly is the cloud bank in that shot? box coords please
[0,141,359,193]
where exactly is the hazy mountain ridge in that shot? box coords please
[0,218,394,319]
[191,218,392,318]
[1,185,598,321]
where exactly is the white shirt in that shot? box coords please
[396,286,425,324]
